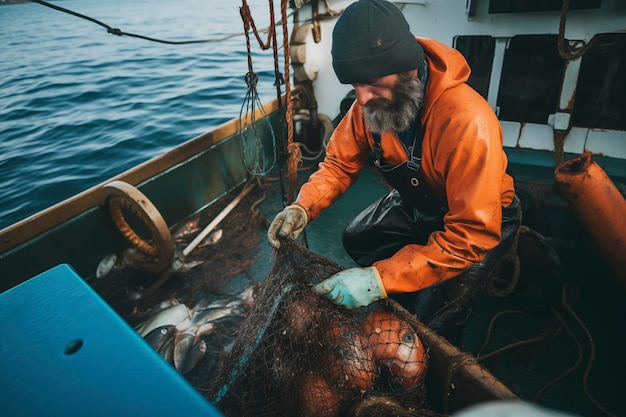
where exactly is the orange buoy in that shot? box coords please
[554,152,626,287]
[361,310,428,389]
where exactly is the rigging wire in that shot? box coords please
[239,0,278,178]
[29,0,288,45]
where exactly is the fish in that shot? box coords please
[197,228,223,248]
[179,259,204,271]
[136,284,256,375]
[134,298,181,318]
[208,313,245,330]
[173,217,200,240]
[191,306,239,327]
[143,324,176,352]
[193,321,216,344]
[96,253,118,278]
[173,323,215,373]
[225,284,256,309]
[158,335,175,364]
[173,332,196,372]
[135,303,190,337]
[178,340,207,375]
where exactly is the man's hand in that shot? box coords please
[267,204,308,248]
[312,266,387,309]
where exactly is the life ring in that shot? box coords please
[100,180,174,274]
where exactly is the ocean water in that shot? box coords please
[0,0,282,230]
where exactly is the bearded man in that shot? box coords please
[268,0,521,342]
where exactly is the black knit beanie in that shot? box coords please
[331,0,424,84]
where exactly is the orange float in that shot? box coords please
[554,152,626,287]
[299,372,342,417]
[325,324,376,391]
[361,310,428,389]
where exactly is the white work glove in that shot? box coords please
[267,204,308,248]
[312,266,387,309]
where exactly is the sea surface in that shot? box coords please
[0,0,282,230]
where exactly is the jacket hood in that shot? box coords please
[418,37,471,122]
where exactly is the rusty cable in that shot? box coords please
[280,0,301,204]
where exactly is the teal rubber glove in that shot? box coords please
[312,266,387,309]
[267,204,308,248]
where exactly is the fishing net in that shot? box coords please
[208,238,440,417]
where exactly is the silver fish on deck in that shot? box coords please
[134,282,257,375]
[191,305,238,327]
[178,339,207,375]
[173,217,200,241]
[96,253,118,279]
[198,228,224,248]
[144,325,176,352]
[135,304,190,337]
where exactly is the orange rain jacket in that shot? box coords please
[295,37,516,294]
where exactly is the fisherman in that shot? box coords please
[268,0,521,342]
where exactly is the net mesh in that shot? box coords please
[208,238,437,417]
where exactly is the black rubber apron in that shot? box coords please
[342,114,447,266]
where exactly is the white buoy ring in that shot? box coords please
[100,180,174,274]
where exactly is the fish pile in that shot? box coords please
[134,284,256,375]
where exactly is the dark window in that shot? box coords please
[572,33,626,131]
[488,0,601,14]
[454,36,495,99]
[497,35,565,124]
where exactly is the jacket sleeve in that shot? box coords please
[295,104,372,220]
[374,87,509,293]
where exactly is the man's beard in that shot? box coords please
[363,72,424,134]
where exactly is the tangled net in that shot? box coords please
[208,238,440,417]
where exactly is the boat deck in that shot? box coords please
[85,154,624,417]
[259,156,626,417]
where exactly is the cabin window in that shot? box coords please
[497,35,565,124]
[454,36,494,99]
[572,33,626,131]
[488,0,601,14]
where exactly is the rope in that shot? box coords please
[239,0,278,177]
[553,0,601,167]
[557,0,600,61]
[555,283,618,417]
[476,282,617,417]
[280,0,300,204]
[486,225,531,298]
[533,306,584,403]
[553,127,569,168]
[441,352,478,414]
